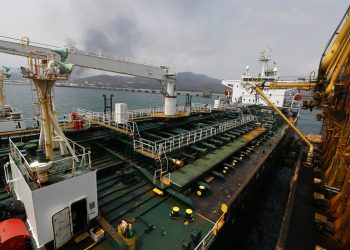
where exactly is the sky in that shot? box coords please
[0,0,348,79]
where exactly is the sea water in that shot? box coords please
[4,83,322,134]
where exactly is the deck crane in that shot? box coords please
[0,36,179,162]
[0,36,178,116]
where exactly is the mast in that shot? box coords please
[20,51,77,161]
[259,48,271,77]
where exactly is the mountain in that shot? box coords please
[74,72,226,93]
[6,67,226,94]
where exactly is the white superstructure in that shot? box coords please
[221,49,299,109]
[5,138,96,248]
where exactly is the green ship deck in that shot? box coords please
[170,127,267,191]
[2,107,289,250]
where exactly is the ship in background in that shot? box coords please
[216,48,303,118]
[0,5,349,250]
[0,67,37,133]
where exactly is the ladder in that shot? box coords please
[30,80,41,120]
[152,145,170,188]
[131,122,141,148]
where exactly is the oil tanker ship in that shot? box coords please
[0,5,349,250]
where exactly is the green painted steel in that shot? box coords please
[131,199,213,250]
[170,128,266,190]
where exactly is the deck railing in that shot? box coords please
[74,104,212,124]
[134,115,255,157]
[194,213,226,250]
[8,137,91,187]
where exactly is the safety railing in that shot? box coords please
[128,107,164,120]
[191,103,212,113]
[74,104,212,124]
[214,103,241,111]
[135,115,255,157]
[9,139,36,180]
[8,137,91,188]
[194,212,225,250]
[152,144,170,185]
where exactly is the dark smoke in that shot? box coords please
[83,16,140,59]
[65,38,90,79]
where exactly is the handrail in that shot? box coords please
[135,115,255,157]
[9,138,36,180]
[74,105,212,124]
[8,137,91,187]
[194,212,225,250]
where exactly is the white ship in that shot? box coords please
[216,49,303,116]
[0,67,34,133]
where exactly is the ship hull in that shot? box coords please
[211,126,295,249]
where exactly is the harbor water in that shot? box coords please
[4,83,322,135]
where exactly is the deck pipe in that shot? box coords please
[200,142,217,150]
[227,132,240,137]
[190,145,207,153]
[217,136,231,142]
[208,138,223,145]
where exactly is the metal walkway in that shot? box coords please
[170,127,267,190]
[134,115,256,158]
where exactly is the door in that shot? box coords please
[52,207,72,249]
[71,198,88,235]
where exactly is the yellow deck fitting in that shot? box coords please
[152,187,164,196]
[161,177,171,186]
[185,208,194,221]
[197,185,205,196]
[186,209,193,215]
[170,206,181,219]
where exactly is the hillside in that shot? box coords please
[74,72,225,93]
[7,68,226,93]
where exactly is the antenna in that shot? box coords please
[259,48,272,77]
